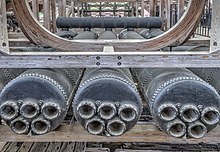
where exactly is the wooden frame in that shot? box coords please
[9,0,205,54]
[0,0,9,54]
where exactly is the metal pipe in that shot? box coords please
[0,101,19,120]
[20,100,40,119]
[135,68,220,138]
[10,117,29,134]
[180,104,200,123]
[188,121,207,139]
[56,17,162,29]
[0,69,80,135]
[85,118,105,135]
[41,102,61,120]
[31,118,51,135]
[118,104,138,122]
[73,68,142,136]
[98,102,116,120]
[166,119,186,138]
[158,103,178,121]
[77,101,96,119]
[201,107,220,125]
[107,118,126,136]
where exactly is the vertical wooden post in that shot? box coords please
[77,2,80,17]
[150,0,157,16]
[165,0,171,30]
[71,0,75,17]
[131,2,135,17]
[62,0,67,16]
[59,0,66,16]
[32,0,39,20]
[160,0,165,29]
[43,0,51,30]
[177,0,184,20]
[135,0,139,17]
[141,0,144,17]
[0,0,9,54]
[51,0,57,33]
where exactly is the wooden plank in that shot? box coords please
[3,142,22,152]
[1,124,220,143]
[86,148,110,152]
[0,0,9,54]
[78,0,136,2]
[210,0,220,53]
[1,143,11,152]
[17,142,34,152]
[29,142,50,152]
[0,142,7,151]
[59,142,76,152]
[1,50,220,68]
[46,142,63,152]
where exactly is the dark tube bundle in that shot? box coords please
[56,17,162,29]
[135,68,220,139]
[73,68,142,136]
[0,69,80,135]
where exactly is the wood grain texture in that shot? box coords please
[0,124,220,143]
[211,0,220,53]
[11,0,205,53]
[0,50,220,68]
[0,0,9,54]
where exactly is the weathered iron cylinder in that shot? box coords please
[56,17,162,29]
[73,68,142,136]
[139,28,164,39]
[0,69,79,135]
[136,68,220,138]
[74,29,98,39]
[119,29,144,39]
[98,29,117,39]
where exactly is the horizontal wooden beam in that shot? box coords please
[0,50,219,68]
[78,0,137,2]
[0,124,220,143]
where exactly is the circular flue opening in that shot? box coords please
[98,103,116,120]
[107,120,126,136]
[168,123,186,138]
[87,120,104,135]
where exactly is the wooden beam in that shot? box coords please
[177,0,184,20]
[141,0,144,17]
[51,0,57,32]
[0,0,9,54]
[43,0,51,30]
[78,0,137,2]
[0,124,220,143]
[0,49,219,68]
[149,0,157,17]
[211,0,220,53]
[31,0,39,19]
